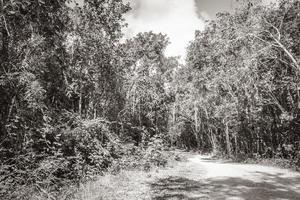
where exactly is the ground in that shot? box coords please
[74,152,300,200]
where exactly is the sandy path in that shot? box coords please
[76,153,300,200]
[151,154,300,200]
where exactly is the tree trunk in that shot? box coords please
[1,1,10,137]
[1,16,9,75]
[93,103,97,119]
[273,37,300,72]
[194,102,200,148]
[173,102,176,125]
[7,96,16,120]
[210,129,219,154]
[79,85,83,118]
[225,121,232,157]
[173,88,177,126]
[139,103,142,127]
[234,134,238,156]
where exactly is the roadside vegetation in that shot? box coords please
[0,0,300,199]
[173,0,300,166]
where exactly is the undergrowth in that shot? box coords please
[0,114,171,200]
[212,150,300,171]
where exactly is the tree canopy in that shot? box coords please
[0,0,300,199]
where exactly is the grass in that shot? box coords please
[73,170,154,200]
[67,151,300,200]
[211,151,300,171]
[242,157,300,171]
[71,151,186,200]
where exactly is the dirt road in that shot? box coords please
[151,154,300,200]
[76,153,300,200]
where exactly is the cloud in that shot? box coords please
[195,0,234,19]
[124,0,205,60]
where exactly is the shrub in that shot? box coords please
[0,116,121,200]
[143,135,168,168]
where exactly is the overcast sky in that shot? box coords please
[124,0,204,59]
[124,0,242,60]
[73,0,275,60]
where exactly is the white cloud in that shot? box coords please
[123,0,205,61]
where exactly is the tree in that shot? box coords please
[176,0,300,157]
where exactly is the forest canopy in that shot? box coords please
[0,0,299,199]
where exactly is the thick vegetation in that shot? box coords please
[0,0,173,199]
[0,0,299,199]
[172,0,300,163]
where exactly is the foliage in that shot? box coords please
[172,0,300,163]
[108,134,168,174]
[1,0,300,199]
[0,0,177,198]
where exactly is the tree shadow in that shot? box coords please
[195,157,236,164]
[150,176,208,200]
[150,172,300,200]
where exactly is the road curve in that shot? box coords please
[151,154,300,200]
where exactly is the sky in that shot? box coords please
[123,0,239,60]
[71,0,237,60]
[124,0,205,60]
[72,0,275,60]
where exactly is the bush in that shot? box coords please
[108,135,169,174]
[143,135,168,168]
[0,116,121,200]
[1,111,172,200]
